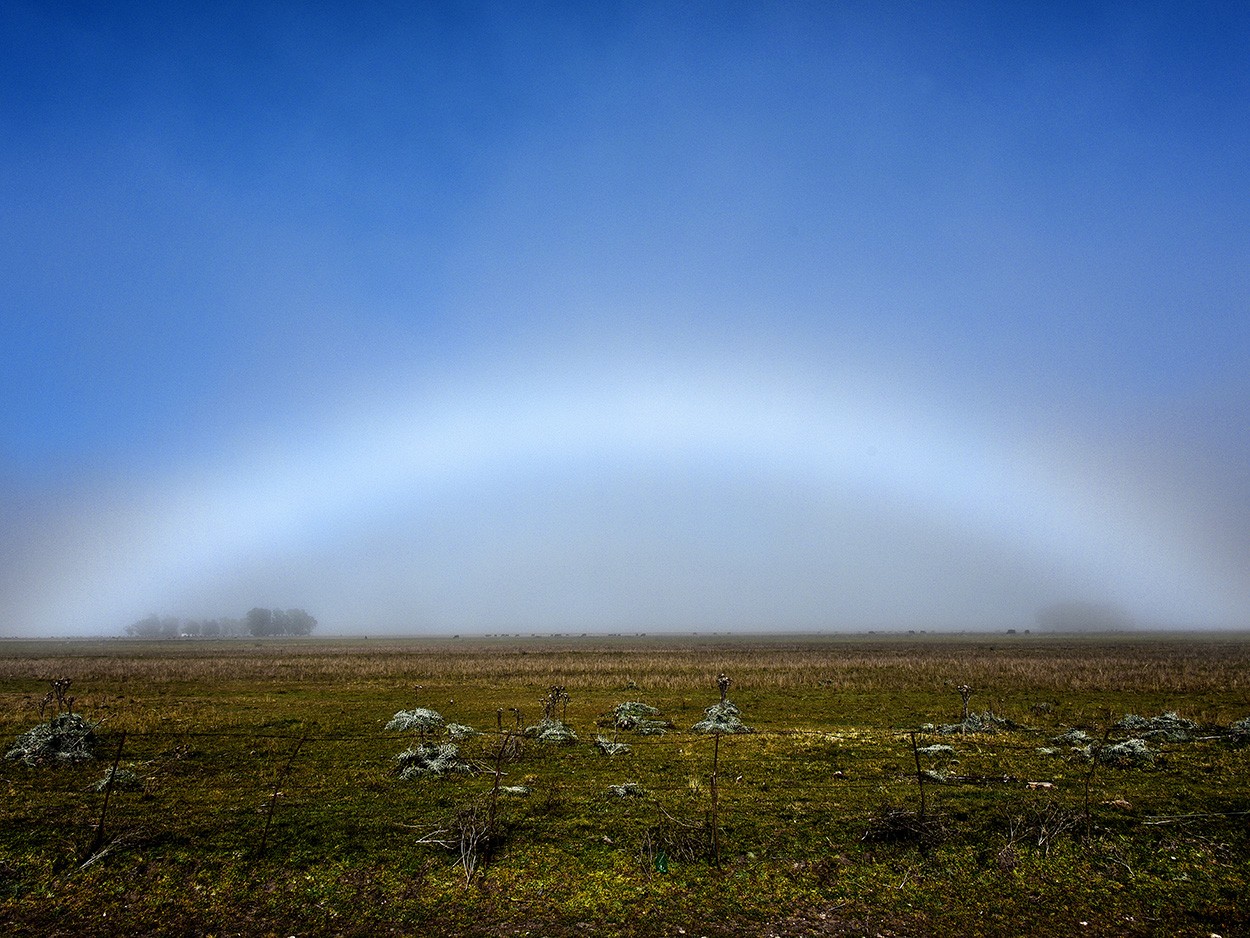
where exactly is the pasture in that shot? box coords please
[2,633,1248,937]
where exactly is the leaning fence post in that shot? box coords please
[256,731,307,859]
[87,731,127,859]
[909,731,927,824]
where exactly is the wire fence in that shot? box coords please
[8,719,1245,822]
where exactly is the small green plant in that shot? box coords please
[524,718,578,743]
[1051,728,1091,745]
[6,713,97,767]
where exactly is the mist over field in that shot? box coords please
[2,3,1248,637]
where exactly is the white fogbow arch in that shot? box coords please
[10,362,1242,634]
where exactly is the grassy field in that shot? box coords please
[1,632,1248,937]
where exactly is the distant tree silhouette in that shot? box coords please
[247,607,317,637]
[124,610,314,639]
[246,607,275,636]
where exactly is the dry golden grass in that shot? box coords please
[2,631,1248,695]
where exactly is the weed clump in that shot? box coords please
[386,708,446,735]
[691,700,752,735]
[396,742,475,779]
[92,765,141,792]
[600,701,673,735]
[1115,711,1197,741]
[607,781,646,798]
[5,713,97,767]
[1097,738,1155,768]
[1052,728,1091,746]
[595,736,631,756]
[524,718,578,744]
[445,723,477,740]
[862,803,943,845]
[936,711,1015,735]
[525,684,577,743]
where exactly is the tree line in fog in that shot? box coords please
[124,607,317,639]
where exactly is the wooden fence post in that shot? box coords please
[256,732,307,859]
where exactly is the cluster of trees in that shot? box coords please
[125,608,317,639]
[244,607,317,637]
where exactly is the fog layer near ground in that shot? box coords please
[3,341,1246,637]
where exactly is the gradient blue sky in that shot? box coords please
[2,1,1247,636]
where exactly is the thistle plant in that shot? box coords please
[395,742,474,779]
[595,736,631,756]
[7,679,96,767]
[956,684,973,721]
[40,678,75,719]
[541,685,570,721]
[386,707,446,736]
[525,685,576,743]
[599,701,672,737]
[692,672,752,865]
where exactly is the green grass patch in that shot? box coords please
[1,633,1248,936]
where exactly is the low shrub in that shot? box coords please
[1051,728,1091,745]
[386,708,446,734]
[396,742,474,779]
[595,736,631,756]
[1115,711,1197,741]
[524,717,577,744]
[936,711,1016,735]
[607,781,646,798]
[1098,737,1155,767]
[600,701,673,736]
[5,713,97,767]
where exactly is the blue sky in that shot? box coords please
[2,1,1247,636]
